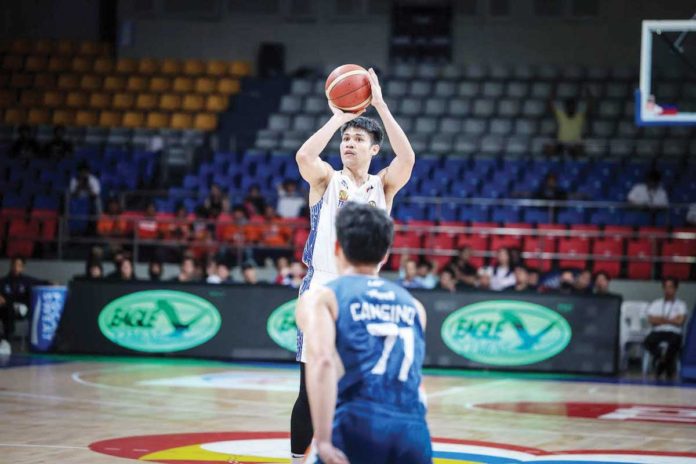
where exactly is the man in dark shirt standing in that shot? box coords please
[0,257,49,352]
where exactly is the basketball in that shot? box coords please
[325,64,372,113]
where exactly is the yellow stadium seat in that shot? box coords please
[183,59,205,76]
[113,93,135,110]
[3,55,24,72]
[160,59,181,75]
[94,57,114,74]
[34,73,56,89]
[33,39,52,55]
[54,39,77,55]
[72,57,93,73]
[43,91,65,108]
[122,111,145,128]
[115,58,137,74]
[0,90,16,108]
[149,76,171,93]
[217,78,240,95]
[159,93,182,111]
[27,108,51,125]
[89,92,112,110]
[66,91,89,108]
[104,76,127,91]
[146,112,170,129]
[9,38,31,55]
[4,108,27,125]
[10,73,33,89]
[47,56,71,73]
[98,110,122,127]
[77,41,100,56]
[19,90,42,107]
[80,74,103,91]
[135,93,159,111]
[206,60,228,77]
[194,77,215,94]
[230,61,251,76]
[75,110,98,126]
[57,74,81,91]
[205,94,228,112]
[182,94,204,112]
[126,76,148,92]
[52,109,76,126]
[173,77,194,93]
[194,113,217,131]
[25,56,47,72]
[138,58,159,75]
[171,112,193,129]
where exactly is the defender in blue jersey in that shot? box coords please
[296,203,431,464]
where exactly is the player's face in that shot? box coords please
[340,127,378,168]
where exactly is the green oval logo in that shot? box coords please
[98,290,221,352]
[267,299,298,353]
[441,300,572,366]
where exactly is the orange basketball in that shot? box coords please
[325,64,372,113]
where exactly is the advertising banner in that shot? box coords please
[30,286,68,352]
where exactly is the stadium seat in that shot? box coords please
[592,238,622,278]
[523,236,555,272]
[626,239,653,280]
[558,237,590,270]
[661,240,692,280]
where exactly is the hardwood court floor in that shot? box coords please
[1,355,695,463]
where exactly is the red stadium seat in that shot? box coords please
[424,233,455,272]
[389,231,422,270]
[523,236,556,272]
[592,238,622,278]
[570,224,599,241]
[661,240,692,280]
[557,237,589,270]
[470,222,498,239]
[626,239,653,280]
[6,218,40,258]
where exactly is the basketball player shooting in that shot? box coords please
[290,67,416,462]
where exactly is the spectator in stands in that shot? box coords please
[512,265,534,292]
[476,268,492,290]
[166,204,192,242]
[69,161,102,215]
[79,260,103,280]
[627,169,669,208]
[98,198,125,237]
[274,256,291,284]
[644,277,687,380]
[557,269,576,294]
[276,179,307,218]
[415,260,437,289]
[172,256,197,283]
[437,267,460,293]
[113,257,136,281]
[148,259,163,281]
[398,258,422,289]
[220,205,251,245]
[260,205,292,247]
[547,93,590,157]
[241,261,260,284]
[9,125,39,158]
[574,269,593,294]
[593,271,612,295]
[42,125,73,159]
[528,268,540,289]
[535,173,567,201]
[487,247,516,291]
[448,246,478,287]
[282,261,306,289]
[216,261,234,284]
[244,184,267,216]
[0,257,49,353]
[106,250,126,279]
[204,183,230,219]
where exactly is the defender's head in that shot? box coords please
[335,202,393,271]
[339,117,384,169]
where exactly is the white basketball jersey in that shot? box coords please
[300,170,387,293]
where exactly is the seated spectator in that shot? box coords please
[644,277,687,380]
[215,261,234,284]
[112,257,136,281]
[172,256,197,282]
[486,248,516,291]
[282,261,305,289]
[220,206,252,245]
[148,259,163,281]
[437,267,461,293]
[69,161,102,215]
[106,250,126,278]
[512,265,534,292]
[259,205,292,247]
[448,246,477,287]
[528,268,540,289]
[415,260,437,289]
[244,184,267,216]
[277,179,307,218]
[191,205,213,241]
[593,271,613,295]
[557,269,576,294]
[241,260,260,284]
[0,257,49,353]
[476,267,492,290]
[204,183,230,219]
[79,260,103,280]
[574,269,593,294]
[627,169,669,208]
[535,173,567,201]
[547,95,589,157]
[10,125,40,158]
[42,125,73,159]
[162,204,192,241]
[274,256,291,284]
[98,198,126,237]
[137,202,160,240]
[398,258,422,289]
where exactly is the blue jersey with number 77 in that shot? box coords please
[324,274,426,417]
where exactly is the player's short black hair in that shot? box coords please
[335,202,393,265]
[340,116,384,146]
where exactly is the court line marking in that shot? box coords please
[0,443,87,450]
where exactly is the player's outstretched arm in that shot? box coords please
[296,105,364,189]
[296,288,349,464]
[369,68,415,194]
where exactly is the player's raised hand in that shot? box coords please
[317,441,350,464]
[329,101,365,123]
[367,68,385,109]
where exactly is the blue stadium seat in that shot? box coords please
[523,208,550,224]
[620,210,651,226]
[2,193,29,209]
[33,195,59,211]
[491,206,521,223]
[557,208,586,225]
[396,204,426,221]
[68,197,91,235]
[459,205,490,223]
